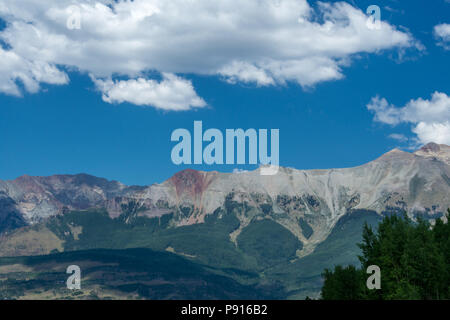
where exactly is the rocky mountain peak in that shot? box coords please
[373,147,414,163]
[168,169,216,198]
[414,142,450,165]
[419,142,442,153]
[12,175,45,193]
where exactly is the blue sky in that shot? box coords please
[0,0,449,185]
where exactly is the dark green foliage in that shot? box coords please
[47,209,164,250]
[142,210,256,270]
[0,248,274,300]
[265,209,382,298]
[321,265,365,300]
[260,204,273,215]
[305,196,319,209]
[298,218,313,239]
[321,209,450,300]
[0,193,27,234]
[46,208,256,271]
[237,219,303,268]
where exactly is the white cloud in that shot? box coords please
[388,133,408,142]
[92,73,206,111]
[434,23,450,49]
[0,47,68,96]
[367,96,402,125]
[412,122,450,145]
[219,61,275,86]
[0,0,417,109]
[367,92,450,145]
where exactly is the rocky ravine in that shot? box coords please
[0,142,449,257]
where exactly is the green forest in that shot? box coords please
[321,209,450,300]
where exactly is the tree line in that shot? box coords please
[321,209,450,300]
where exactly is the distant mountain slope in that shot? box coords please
[0,207,380,299]
[1,143,449,256]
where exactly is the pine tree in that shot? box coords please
[321,265,365,300]
[321,209,450,300]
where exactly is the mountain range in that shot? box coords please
[0,142,449,299]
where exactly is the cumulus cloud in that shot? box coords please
[92,73,206,111]
[412,122,450,145]
[434,23,450,49]
[0,0,417,109]
[0,47,68,96]
[367,92,450,145]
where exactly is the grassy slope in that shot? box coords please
[237,219,303,268]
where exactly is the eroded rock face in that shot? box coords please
[0,143,449,255]
[414,142,450,165]
[0,192,27,234]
